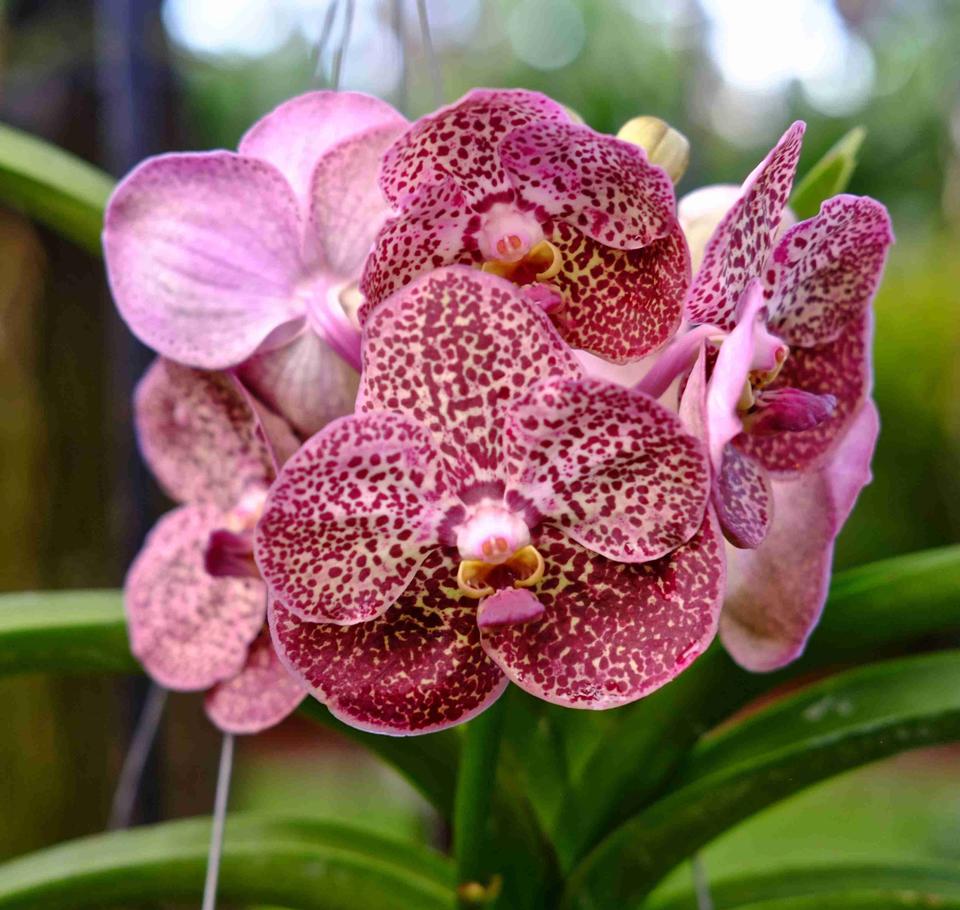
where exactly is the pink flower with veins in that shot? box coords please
[103,91,407,437]
[255,267,725,736]
[125,358,305,734]
[359,88,690,364]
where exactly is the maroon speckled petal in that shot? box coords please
[767,195,893,347]
[500,121,677,249]
[481,518,724,709]
[359,180,477,318]
[125,505,266,691]
[358,267,582,488]
[255,411,449,625]
[205,627,305,734]
[735,313,871,475]
[506,377,710,561]
[378,88,569,207]
[135,358,275,511]
[268,549,508,735]
[685,122,805,330]
[237,329,359,439]
[547,218,689,362]
[713,445,773,549]
[720,400,878,671]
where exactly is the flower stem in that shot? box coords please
[202,733,235,910]
[453,695,508,907]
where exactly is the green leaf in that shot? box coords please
[552,543,960,866]
[789,126,866,220]
[649,862,960,910]
[563,650,960,909]
[0,123,114,255]
[0,814,454,909]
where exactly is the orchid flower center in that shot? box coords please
[205,484,268,580]
[733,323,791,412]
[476,204,563,300]
[224,485,269,533]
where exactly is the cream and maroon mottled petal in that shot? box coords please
[506,377,710,561]
[358,180,478,318]
[685,122,805,330]
[255,411,448,625]
[480,518,724,709]
[713,446,773,549]
[736,313,871,475]
[767,195,893,346]
[378,88,569,206]
[238,90,406,214]
[500,121,677,248]
[135,358,275,510]
[205,628,305,734]
[720,400,878,671]
[268,550,508,735]
[103,152,305,369]
[125,505,266,691]
[237,329,359,439]
[547,218,689,362]
[359,267,582,488]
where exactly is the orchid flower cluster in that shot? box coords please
[103,89,892,736]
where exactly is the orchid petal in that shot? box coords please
[685,122,805,330]
[378,88,569,206]
[477,588,545,628]
[134,359,275,511]
[500,121,677,249]
[767,195,894,346]
[736,313,871,475]
[125,505,265,690]
[238,90,405,215]
[506,377,710,561]
[268,551,509,735]
[546,218,689,362]
[237,329,359,439]
[358,267,582,488]
[255,412,448,625]
[713,445,773,549]
[103,152,305,369]
[720,400,879,671]
[480,518,724,709]
[204,627,305,735]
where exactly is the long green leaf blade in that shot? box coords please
[0,814,453,909]
[0,123,113,254]
[789,126,866,220]
[563,650,960,909]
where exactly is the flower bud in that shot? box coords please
[617,116,690,182]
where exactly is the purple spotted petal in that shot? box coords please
[713,446,773,549]
[134,359,275,511]
[268,551,509,734]
[480,518,724,709]
[125,505,265,690]
[500,121,677,249]
[736,313,872,475]
[378,88,569,206]
[767,195,893,346]
[238,90,405,215]
[547,218,689,362]
[720,400,878,671]
[205,628,305,734]
[506,377,710,561]
[103,152,305,369]
[685,122,805,330]
[255,411,448,625]
[237,329,359,439]
[358,267,582,488]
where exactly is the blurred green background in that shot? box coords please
[0,0,958,902]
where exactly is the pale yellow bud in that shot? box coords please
[617,116,690,183]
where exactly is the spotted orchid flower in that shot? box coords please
[256,267,725,735]
[126,358,304,734]
[104,91,407,436]
[359,89,690,364]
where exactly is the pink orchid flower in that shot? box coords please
[125,358,305,734]
[256,267,725,735]
[103,91,407,436]
[359,89,690,364]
